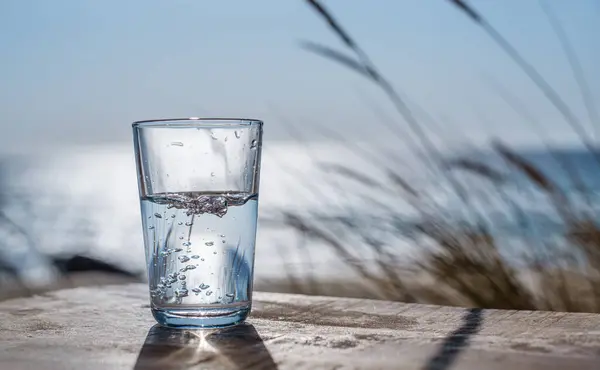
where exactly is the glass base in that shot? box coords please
[151,303,251,329]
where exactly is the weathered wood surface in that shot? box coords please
[0,284,599,370]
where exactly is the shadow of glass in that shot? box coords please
[134,323,278,370]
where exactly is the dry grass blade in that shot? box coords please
[282,213,377,282]
[305,0,356,48]
[284,212,416,301]
[539,0,599,131]
[493,140,576,222]
[492,141,555,193]
[415,221,537,310]
[319,163,382,188]
[484,75,593,206]
[387,170,419,198]
[448,0,481,22]
[567,219,600,263]
[447,0,596,160]
[286,0,600,314]
[446,158,506,184]
[302,0,473,206]
[299,41,374,80]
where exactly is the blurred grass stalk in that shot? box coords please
[265,0,600,312]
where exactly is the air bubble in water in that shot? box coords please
[154,213,162,218]
[179,275,186,280]
[200,258,205,261]
[178,221,183,226]
[213,251,217,255]
[185,265,196,270]
[182,241,191,247]
[199,283,210,290]
[219,234,225,237]
[210,132,218,140]
[192,288,201,294]
[150,192,253,219]
[171,214,176,218]
[206,290,213,296]
[178,255,190,263]
[185,221,193,226]
[235,130,241,139]
[251,139,257,149]
[191,255,200,259]
[205,241,214,246]
[171,142,184,147]
[210,172,215,177]
[225,293,234,298]
[148,225,154,230]
[173,248,183,252]
[175,288,188,297]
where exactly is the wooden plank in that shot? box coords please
[0,283,599,369]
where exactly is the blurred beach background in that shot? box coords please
[1,0,600,310]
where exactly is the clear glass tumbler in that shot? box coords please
[132,118,263,328]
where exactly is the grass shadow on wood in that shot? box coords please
[423,308,483,370]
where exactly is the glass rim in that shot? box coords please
[132,117,263,129]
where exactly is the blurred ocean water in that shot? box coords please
[0,142,381,283]
[1,142,599,285]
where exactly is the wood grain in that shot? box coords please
[0,284,599,369]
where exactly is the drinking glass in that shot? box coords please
[132,118,263,328]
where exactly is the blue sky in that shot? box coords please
[0,0,598,152]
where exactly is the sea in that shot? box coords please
[1,141,599,287]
